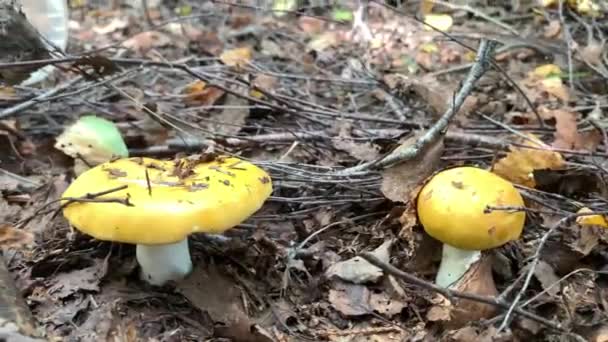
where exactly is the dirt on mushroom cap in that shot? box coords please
[61,156,273,245]
[417,166,525,250]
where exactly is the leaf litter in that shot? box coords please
[0,1,607,341]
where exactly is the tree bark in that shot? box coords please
[0,0,49,85]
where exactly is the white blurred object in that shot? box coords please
[19,0,69,85]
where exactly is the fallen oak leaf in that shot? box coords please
[325,239,393,284]
[381,134,443,203]
[47,257,109,300]
[177,263,272,342]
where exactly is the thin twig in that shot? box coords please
[358,252,565,332]
[336,39,495,175]
[16,185,131,228]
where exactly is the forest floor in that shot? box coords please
[0,1,607,341]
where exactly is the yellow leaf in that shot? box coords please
[568,0,601,16]
[183,80,225,106]
[423,14,453,32]
[183,80,207,94]
[541,0,558,7]
[464,51,477,62]
[492,134,565,187]
[576,208,608,228]
[532,64,562,78]
[526,64,569,102]
[220,47,252,67]
[541,77,570,102]
[420,42,439,54]
[306,32,339,52]
[420,0,435,15]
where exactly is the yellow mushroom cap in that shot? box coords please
[417,166,525,250]
[61,156,272,245]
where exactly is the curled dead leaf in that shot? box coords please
[220,47,252,68]
[381,135,443,203]
[183,80,225,106]
[492,133,565,187]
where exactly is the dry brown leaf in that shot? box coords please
[333,123,381,162]
[0,197,20,224]
[426,294,452,322]
[307,32,340,52]
[47,257,108,300]
[208,94,249,136]
[580,41,604,66]
[539,107,582,149]
[122,31,172,53]
[177,263,272,342]
[0,87,18,101]
[420,0,435,15]
[93,17,129,35]
[220,47,252,68]
[524,64,570,103]
[543,20,561,38]
[381,135,443,203]
[448,326,509,342]
[573,225,601,256]
[251,74,278,99]
[324,322,409,342]
[444,256,498,329]
[582,324,608,342]
[328,280,406,317]
[183,80,225,106]
[0,224,34,249]
[532,260,560,297]
[492,134,565,187]
[325,240,392,284]
[298,16,325,34]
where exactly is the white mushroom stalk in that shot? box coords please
[136,239,193,286]
[435,244,481,288]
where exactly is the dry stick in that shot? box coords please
[335,39,495,175]
[496,214,574,332]
[0,76,82,120]
[358,252,565,332]
[16,185,130,229]
[432,0,518,35]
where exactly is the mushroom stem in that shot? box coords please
[136,238,193,286]
[436,244,481,288]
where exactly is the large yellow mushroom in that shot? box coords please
[417,166,525,288]
[61,156,272,286]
